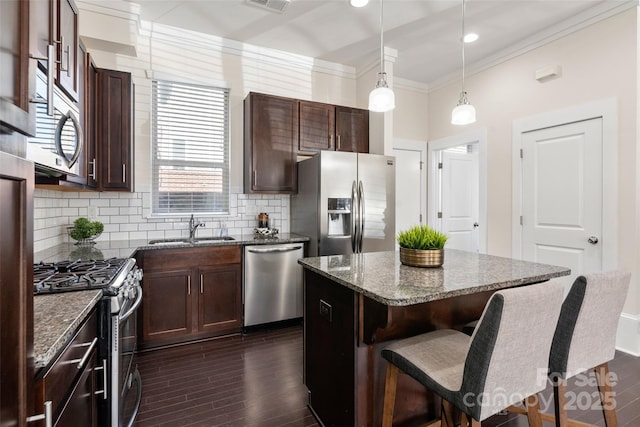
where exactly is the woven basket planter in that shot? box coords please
[399,247,444,268]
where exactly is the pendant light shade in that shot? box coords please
[368,0,395,112]
[451,0,476,125]
[369,73,395,112]
[350,0,369,7]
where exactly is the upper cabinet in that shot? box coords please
[0,0,36,137]
[298,101,369,155]
[299,101,336,154]
[244,92,298,194]
[55,0,80,102]
[335,106,369,153]
[30,0,80,102]
[97,68,134,192]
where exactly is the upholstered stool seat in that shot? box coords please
[381,281,565,427]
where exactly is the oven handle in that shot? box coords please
[125,368,143,427]
[119,283,143,323]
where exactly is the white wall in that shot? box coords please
[427,9,639,320]
[33,2,364,252]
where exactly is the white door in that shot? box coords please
[393,142,426,236]
[440,146,479,252]
[521,118,603,290]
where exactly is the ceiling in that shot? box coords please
[128,0,634,87]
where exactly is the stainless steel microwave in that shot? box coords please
[27,69,83,177]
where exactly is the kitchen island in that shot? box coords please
[298,249,570,427]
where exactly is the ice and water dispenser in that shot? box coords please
[327,198,351,237]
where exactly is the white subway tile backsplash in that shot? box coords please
[33,189,292,251]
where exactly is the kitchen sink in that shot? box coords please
[148,236,235,245]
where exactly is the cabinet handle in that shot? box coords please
[329,134,333,148]
[29,44,55,116]
[337,134,341,150]
[253,170,257,187]
[122,164,126,183]
[89,158,97,180]
[188,276,191,295]
[94,358,108,400]
[200,274,203,294]
[54,36,68,73]
[68,337,98,370]
[26,401,52,427]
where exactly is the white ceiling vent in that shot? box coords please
[246,0,290,13]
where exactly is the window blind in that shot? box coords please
[151,80,230,215]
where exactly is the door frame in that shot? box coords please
[427,129,487,254]
[511,97,618,271]
[393,138,427,227]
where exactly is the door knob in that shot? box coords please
[588,236,599,244]
[473,222,479,228]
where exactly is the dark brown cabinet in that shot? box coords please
[298,101,369,155]
[29,0,80,103]
[244,92,298,194]
[299,100,336,154]
[55,0,80,102]
[335,106,369,153]
[137,246,243,349]
[36,309,99,427]
[0,0,36,137]
[97,68,133,192]
[0,153,34,427]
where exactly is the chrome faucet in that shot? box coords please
[189,214,205,240]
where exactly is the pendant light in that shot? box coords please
[451,0,476,125]
[368,0,395,112]
[350,0,369,7]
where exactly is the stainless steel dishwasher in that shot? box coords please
[243,243,304,327]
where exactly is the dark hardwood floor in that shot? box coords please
[133,324,640,427]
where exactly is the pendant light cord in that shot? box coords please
[461,0,466,92]
[380,0,384,74]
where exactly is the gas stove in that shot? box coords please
[33,257,134,295]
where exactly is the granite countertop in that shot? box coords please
[34,233,309,263]
[298,249,571,306]
[33,233,309,369]
[33,290,103,369]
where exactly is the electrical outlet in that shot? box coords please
[88,206,98,219]
[319,299,332,322]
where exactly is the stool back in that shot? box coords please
[549,271,631,380]
[460,281,564,421]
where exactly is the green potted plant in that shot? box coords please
[68,217,104,246]
[397,224,448,267]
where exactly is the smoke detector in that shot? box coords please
[246,0,290,13]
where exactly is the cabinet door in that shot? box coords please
[65,41,89,187]
[0,0,35,137]
[335,106,369,153]
[299,100,335,154]
[244,93,297,193]
[54,351,97,427]
[141,269,193,343]
[85,54,98,188]
[0,153,34,426]
[198,264,242,334]
[55,0,79,102]
[97,68,133,191]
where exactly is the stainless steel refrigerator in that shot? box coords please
[292,151,395,256]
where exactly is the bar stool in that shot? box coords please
[548,271,631,427]
[381,281,565,427]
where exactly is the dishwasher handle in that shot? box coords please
[247,246,302,254]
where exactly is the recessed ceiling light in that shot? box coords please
[463,33,479,43]
[350,0,369,7]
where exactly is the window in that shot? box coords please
[151,80,230,215]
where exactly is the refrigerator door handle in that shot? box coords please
[358,180,365,253]
[351,180,358,253]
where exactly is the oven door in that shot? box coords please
[115,282,142,427]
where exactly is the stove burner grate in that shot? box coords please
[33,257,129,294]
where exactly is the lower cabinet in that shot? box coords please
[137,246,242,349]
[35,309,99,427]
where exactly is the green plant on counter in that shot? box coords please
[396,225,448,250]
[69,217,104,240]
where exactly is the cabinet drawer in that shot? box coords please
[40,309,98,423]
[141,245,241,270]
